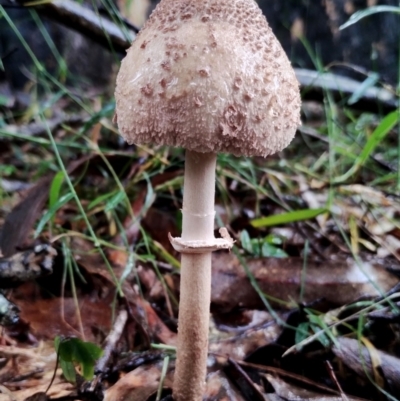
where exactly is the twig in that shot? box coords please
[0,113,85,140]
[296,68,398,113]
[12,0,137,53]
[94,309,128,375]
[236,359,343,396]
[325,360,349,401]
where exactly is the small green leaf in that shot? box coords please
[54,337,103,381]
[49,171,65,210]
[260,242,288,258]
[308,312,339,348]
[72,340,102,379]
[240,230,254,254]
[60,359,76,383]
[295,322,310,345]
[251,208,327,228]
[54,336,61,352]
[310,324,331,348]
[265,234,283,245]
[240,232,287,258]
[57,338,75,362]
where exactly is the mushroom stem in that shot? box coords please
[173,150,217,401]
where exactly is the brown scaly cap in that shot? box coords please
[115,0,301,157]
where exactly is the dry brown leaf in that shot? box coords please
[0,177,52,257]
[13,380,75,401]
[133,296,177,346]
[12,295,112,341]
[0,393,14,401]
[104,363,173,401]
[211,253,398,312]
[209,312,280,360]
[0,154,98,257]
[0,342,75,401]
[339,185,393,207]
[332,337,400,394]
[204,371,246,400]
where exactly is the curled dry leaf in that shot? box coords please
[211,253,398,312]
[0,154,96,258]
[332,337,400,395]
[0,177,52,258]
[209,311,280,360]
[137,265,173,304]
[204,371,246,401]
[104,363,173,401]
[133,296,177,346]
[0,343,75,401]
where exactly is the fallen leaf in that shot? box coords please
[133,296,177,346]
[104,363,173,401]
[211,253,398,312]
[332,337,400,395]
[204,371,246,400]
[0,342,75,401]
[209,311,280,360]
[12,295,112,341]
[0,154,97,258]
[0,178,52,257]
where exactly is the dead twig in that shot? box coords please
[10,0,137,53]
[95,309,129,375]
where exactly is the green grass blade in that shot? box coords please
[334,110,399,183]
[251,208,327,228]
[49,171,65,210]
[347,73,379,105]
[358,111,398,165]
[35,193,74,237]
[29,9,68,81]
[42,115,124,296]
[87,191,117,210]
[340,6,400,30]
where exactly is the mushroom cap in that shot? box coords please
[115,0,301,157]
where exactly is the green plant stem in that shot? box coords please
[43,115,123,296]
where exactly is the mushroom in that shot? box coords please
[114,0,301,400]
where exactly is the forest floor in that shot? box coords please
[1,26,400,401]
